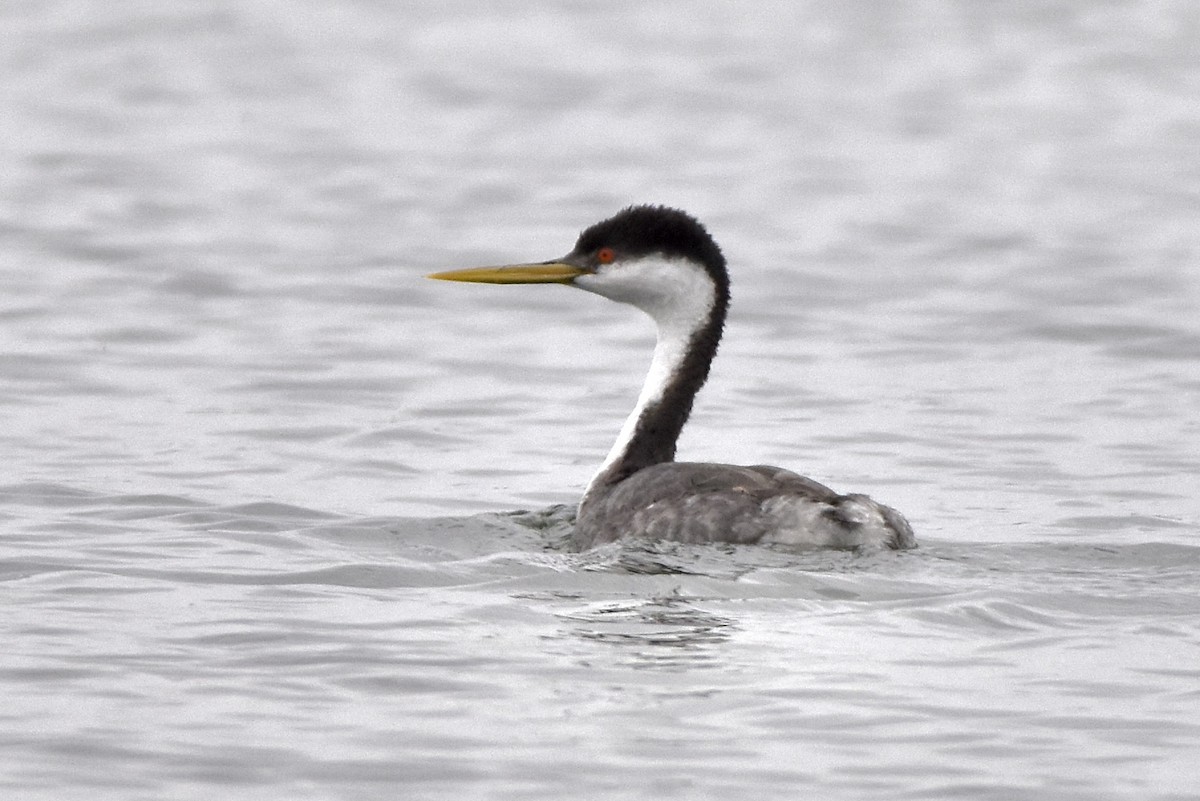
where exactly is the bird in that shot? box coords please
[427,205,915,551]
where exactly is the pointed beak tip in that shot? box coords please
[425,263,588,285]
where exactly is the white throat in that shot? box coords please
[573,256,717,496]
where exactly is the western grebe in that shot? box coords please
[428,205,915,550]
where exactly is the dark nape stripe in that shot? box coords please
[596,288,728,487]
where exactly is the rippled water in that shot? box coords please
[3,2,1199,799]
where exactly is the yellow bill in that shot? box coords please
[427,262,588,285]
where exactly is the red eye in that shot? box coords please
[596,247,615,264]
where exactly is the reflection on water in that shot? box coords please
[3,478,1200,799]
[561,596,737,671]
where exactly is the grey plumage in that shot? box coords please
[429,205,916,552]
[575,462,915,550]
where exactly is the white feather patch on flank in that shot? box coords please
[573,256,717,485]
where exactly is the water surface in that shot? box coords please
[2,2,1199,799]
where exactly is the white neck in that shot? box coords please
[596,317,693,478]
[573,256,717,499]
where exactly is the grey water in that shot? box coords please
[3,2,1199,799]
